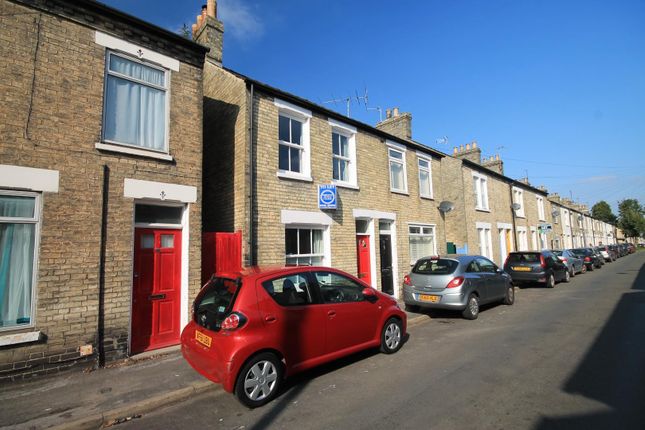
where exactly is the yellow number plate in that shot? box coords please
[512,266,531,272]
[195,330,212,348]
[419,294,439,303]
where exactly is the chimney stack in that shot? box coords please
[193,0,224,65]
[453,140,482,164]
[376,106,412,140]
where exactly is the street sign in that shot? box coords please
[538,223,553,234]
[318,184,337,210]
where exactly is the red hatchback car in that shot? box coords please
[181,266,406,408]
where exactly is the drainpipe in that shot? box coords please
[97,164,109,368]
[248,83,255,266]
[509,186,518,251]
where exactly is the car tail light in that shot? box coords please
[446,276,465,288]
[584,256,591,262]
[221,312,247,331]
[503,256,509,267]
[540,254,546,268]
[561,258,568,263]
[403,275,412,286]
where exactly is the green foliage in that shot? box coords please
[179,23,191,39]
[591,200,617,224]
[617,199,645,238]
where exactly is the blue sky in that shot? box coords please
[101,0,645,213]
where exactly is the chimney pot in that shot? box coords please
[207,0,216,18]
[197,14,203,28]
[472,141,477,149]
[466,143,471,151]
[393,107,400,117]
[453,147,458,154]
[460,145,464,152]
[386,108,391,119]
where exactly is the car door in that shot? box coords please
[545,252,565,280]
[256,271,328,371]
[476,257,505,302]
[311,270,381,356]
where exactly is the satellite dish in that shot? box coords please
[511,203,521,211]
[438,201,454,213]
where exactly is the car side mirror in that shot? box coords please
[362,287,378,303]
[496,268,503,274]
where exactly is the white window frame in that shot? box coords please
[101,50,171,155]
[275,99,312,182]
[329,119,358,189]
[0,190,41,333]
[387,141,408,194]
[472,172,489,211]
[284,226,328,266]
[517,226,528,251]
[536,195,546,221]
[530,226,538,250]
[512,187,525,218]
[416,152,434,199]
[408,223,437,265]
[476,222,493,259]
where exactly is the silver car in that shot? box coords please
[402,255,514,320]
[551,249,585,276]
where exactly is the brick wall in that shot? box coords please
[0,0,203,380]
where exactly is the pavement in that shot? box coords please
[0,305,428,430]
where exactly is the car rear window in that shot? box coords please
[571,248,591,256]
[413,258,459,275]
[194,277,240,331]
[551,250,563,257]
[507,253,540,263]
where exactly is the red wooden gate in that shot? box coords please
[202,231,243,284]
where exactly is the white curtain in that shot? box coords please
[104,55,166,151]
[0,196,35,328]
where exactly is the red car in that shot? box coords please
[181,266,406,408]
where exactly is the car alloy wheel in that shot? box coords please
[380,318,403,354]
[547,274,555,288]
[235,352,282,408]
[503,285,515,305]
[462,294,479,319]
[564,270,570,283]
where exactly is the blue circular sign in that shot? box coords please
[320,189,335,204]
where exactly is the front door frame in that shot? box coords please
[378,219,399,298]
[131,200,189,354]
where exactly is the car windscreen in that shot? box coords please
[507,253,540,263]
[194,277,240,331]
[551,250,563,257]
[413,259,459,275]
[571,248,591,256]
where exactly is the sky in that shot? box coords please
[101,0,645,213]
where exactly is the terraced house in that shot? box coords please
[0,0,206,379]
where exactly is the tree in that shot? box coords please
[591,200,617,224]
[617,199,645,239]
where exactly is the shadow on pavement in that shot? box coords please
[534,262,645,430]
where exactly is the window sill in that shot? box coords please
[420,195,434,201]
[475,207,490,213]
[333,181,359,191]
[390,189,409,196]
[0,330,42,346]
[95,143,174,161]
[516,215,526,219]
[276,171,313,182]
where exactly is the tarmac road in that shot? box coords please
[119,253,645,430]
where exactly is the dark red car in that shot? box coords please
[181,266,406,408]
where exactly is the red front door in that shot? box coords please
[356,235,371,286]
[132,228,182,354]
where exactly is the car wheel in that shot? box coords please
[563,269,570,283]
[546,273,555,288]
[380,318,403,354]
[404,303,420,313]
[588,264,593,272]
[235,352,283,408]
[569,267,575,277]
[462,294,480,320]
[503,284,515,305]
[581,264,587,274]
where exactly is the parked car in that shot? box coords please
[402,255,514,320]
[570,248,603,271]
[627,243,636,254]
[592,247,605,266]
[551,249,585,276]
[181,266,406,408]
[609,244,620,259]
[504,250,569,288]
[596,245,614,262]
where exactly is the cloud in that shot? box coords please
[575,175,618,184]
[218,0,264,43]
